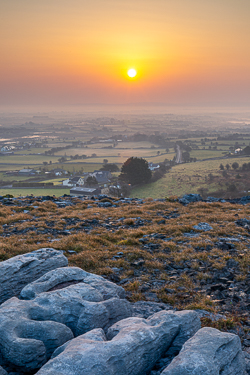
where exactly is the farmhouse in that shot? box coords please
[148,162,160,171]
[235,148,242,154]
[50,168,69,176]
[85,170,112,184]
[1,145,15,152]
[62,176,85,187]
[70,187,101,197]
[18,168,37,176]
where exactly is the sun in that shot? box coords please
[127,68,137,78]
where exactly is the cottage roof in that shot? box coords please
[69,176,81,183]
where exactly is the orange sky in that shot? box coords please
[1,0,250,106]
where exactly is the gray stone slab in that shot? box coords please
[37,310,200,375]
[161,327,246,375]
[0,248,68,304]
[0,284,132,373]
[20,266,125,300]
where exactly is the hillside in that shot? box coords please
[1,193,250,343]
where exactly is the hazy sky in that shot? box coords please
[1,0,250,107]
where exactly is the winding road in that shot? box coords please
[175,145,182,163]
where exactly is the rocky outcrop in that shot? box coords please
[161,327,246,375]
[0,249,247,375]
[179,194,202,205]
[0,248,68,304]
[0,284,132,373]
[36,310,200,375]
[20,266,126,300]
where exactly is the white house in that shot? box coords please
[148,162,160,171]
[62,178,73,187]
[62,176,85,187]
[1,145,15,152]
[51,168,69,176]
[235,148,242,154]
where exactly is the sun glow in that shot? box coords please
[127,68,137,78]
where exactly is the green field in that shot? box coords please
[0,187,70,197]
[0,173,31,182]
[57,162,110,173]
[0,154,57,164]
[40,178,65,185]
[190,149,225,159]
[14,147,48,155]
[57,146,168,161]
[131,156,250,198]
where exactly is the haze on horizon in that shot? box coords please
[1,0,250,108]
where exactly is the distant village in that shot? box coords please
[1,119,249,199]
[0,137,164,197]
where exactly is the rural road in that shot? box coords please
[176,145,182,163]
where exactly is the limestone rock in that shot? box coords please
[20,266,125,300]
[179,194,202,205]
[0,367,7,375]
[193,222,213,232]
[109,309,200,357]
[0,248,68,304]
[0,284,132,372]
[161,327,246,375]
[37,310,199,375]
[132,301,173,318]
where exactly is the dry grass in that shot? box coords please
[1,197,250,324]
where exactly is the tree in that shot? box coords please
[227,183,237,192]
[85,176,98,187]
[58,156,67,163]
[100,163,119,172]
[219,163,224,170]
[103,159,108,164]
[119,157,152,185]
[225,164,230,170]
[182,151,190,162]
[232,162,239,170]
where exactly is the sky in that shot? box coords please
[1,0,250,107]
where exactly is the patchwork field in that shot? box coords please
[0,188,70,197]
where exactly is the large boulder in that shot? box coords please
[163,310,201,356]
[0,248,68,304]
[161,327,246,375]
[0,284,132,373]
[179,194,202,205]
[37,310,200,375]
[20,266,125,300]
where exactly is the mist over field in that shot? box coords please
[0,107,249,199]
